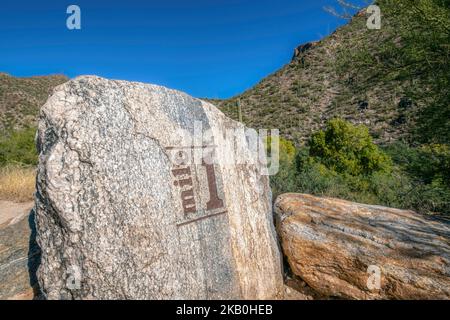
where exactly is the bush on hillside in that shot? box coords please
[384,142,450,213]
[268,119,449,215]
[0,126,38,166]
[307,118,392,175]
[265,136,297,198]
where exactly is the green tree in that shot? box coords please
[0,127,38,166]
[307,118,392,175]
[265,135,296,163]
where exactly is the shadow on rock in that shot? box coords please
[27,208,43,300]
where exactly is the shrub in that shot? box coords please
[265,135,296,163]
[285,119,449,215]
[0,126,38,166]
[413,144,450,187]
[265,136,298,199]
[308,118,392,175]
[384,142,450,214]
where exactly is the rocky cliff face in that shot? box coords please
[275,193,450,299]
[291,41,319,61]
[35,76,284,299]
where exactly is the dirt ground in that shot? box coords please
[0,200,34,227]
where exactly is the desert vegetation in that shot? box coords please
[0,0,448,213]
[0,73,66,203]
[0,165,35,202]
[232,0,449,216]
[0,126,37,202]
[270,119,450,216]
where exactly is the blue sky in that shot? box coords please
[0,0,364,98]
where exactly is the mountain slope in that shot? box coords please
[0,73,68,132]
[213,0,449,146]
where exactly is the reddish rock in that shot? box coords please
[275,193,450,300]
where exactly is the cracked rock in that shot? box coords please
[35,76,283,300]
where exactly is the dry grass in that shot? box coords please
[0,166,35,202]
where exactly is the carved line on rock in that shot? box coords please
[176,210,228,228]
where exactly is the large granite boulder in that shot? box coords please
[35,76,283,300]
[275,193,450,300]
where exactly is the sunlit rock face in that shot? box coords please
[275,193,450,300]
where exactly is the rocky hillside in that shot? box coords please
[1,2,448,149]
[0,73,68,132]
[213,0,449,146]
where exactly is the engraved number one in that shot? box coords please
[202,161,224,210]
